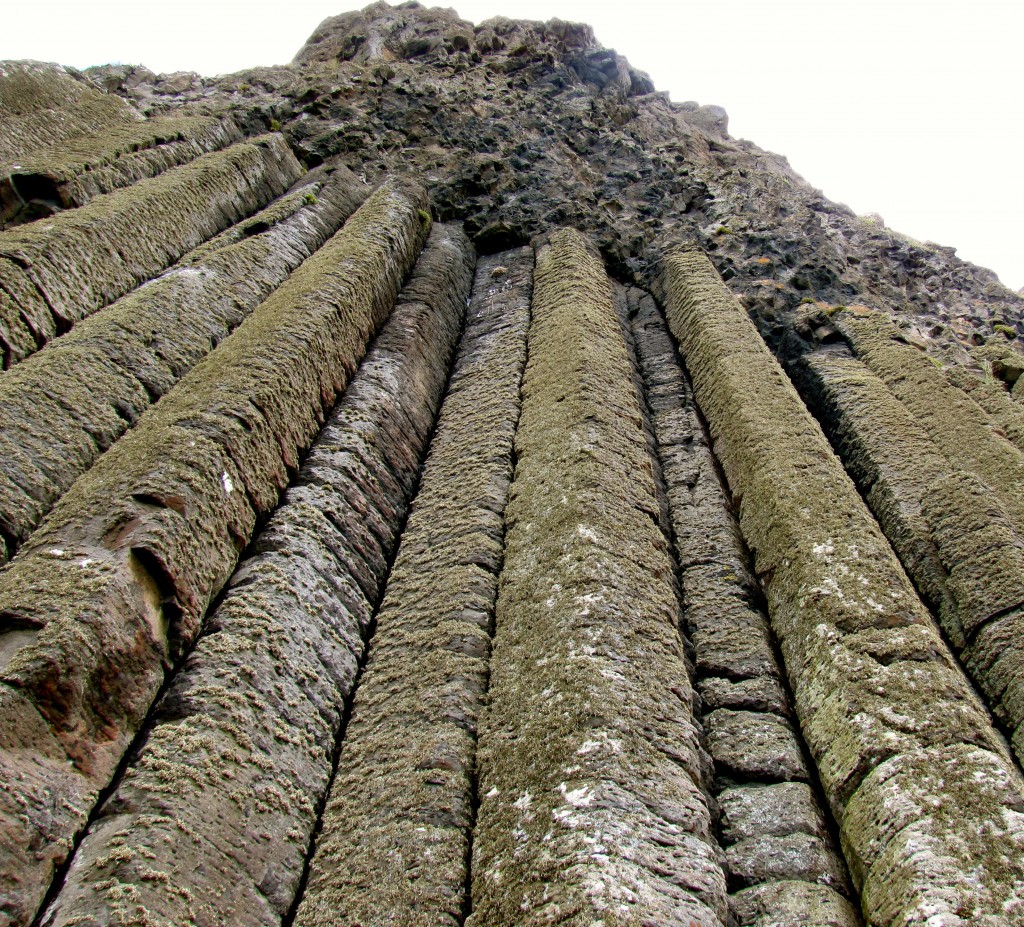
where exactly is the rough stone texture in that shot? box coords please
[468,229,727,927]
[295,246,530,927]
[0,115,242,227]
[0,61,142,164]
[944,358,1024,454]
[627,287,854,919]
[726,833,848,892]
[661,248,1024,926]
[704,710,807,784]
[0,163,368,563]
[731,881,861,927]
[0,134,301,367]
[86,3,1023,368]
[799,348,1024,766]
[0,179,427,927]
[719,783,828,844]
[4,4,1024,925]
[35,222,472,927]
[832,307,1024,536]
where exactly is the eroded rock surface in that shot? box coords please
[2,3,1024,926]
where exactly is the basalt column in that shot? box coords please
[468,228,728,927]
[626,289,859,927]
[36,222,473,927]
[295,246,533,927]
[0,178,428,926]
[661,248,1024,927]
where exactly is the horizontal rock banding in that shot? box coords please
[0,134,301,368]
[0,115,242,227]
[0,178,428,927]
[0,163,368,563]
[294,247,532,927]
[627,290,858,926]
[661,249,1024,926]
[468,229,728,926]
[36,222,473,927]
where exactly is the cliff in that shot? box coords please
[1,4,1024,926]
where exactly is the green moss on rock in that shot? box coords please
[0,176,428,927]
[659,248,1024,926]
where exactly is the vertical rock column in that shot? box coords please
[0,179,428,927]
[0,164,369,564]
[294,247,533,927]
[627,290,858,927]
[660,249,1024,927]
[468,229,728,927]
[36,223,474,927]
[799,350,1024,754]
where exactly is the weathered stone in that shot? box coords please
[0,134,302,366]
[945,361,1024,452]
[1,115,242,227]
[294,247,529,927]
[730,881,861,927]
[687,599,780,681]
[834,307,1024,538]
[660,248,1024,925]
[627,285,851,914]
[0,163,368,562]
[468,229,727,927]
[726,833,848,891]
[801,349,1024,764]
[35,222,472,927]
[698,675,790,716]
[0,61,142,164]
[719,783,828,844]
[3,3,1024,924]
[704,710,807,784]
[0,178,428,926]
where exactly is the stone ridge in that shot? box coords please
[624,288,857,925]
[469,229,727,926]
[0,179,427,925]
[0,114,243,228]
[0,61,142,163]
[0,164,368,563]
[296,246,530,927]
[38,222,473,927]
[661,248,1024,926]
[0,135,302,366]
[2,3,1024,925]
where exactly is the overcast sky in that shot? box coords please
[4,0,1022,290]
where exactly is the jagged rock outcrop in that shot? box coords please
[2,4,1024,927]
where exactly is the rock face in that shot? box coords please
[1,3,1023,927]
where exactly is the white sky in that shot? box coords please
[3,1,1022,290]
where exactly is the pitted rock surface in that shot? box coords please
[2,4,1024,927]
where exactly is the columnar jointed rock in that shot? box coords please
[36,222,473,927]
[832,308,1024,536]
[660,248,1024,926]
[0,61,142,164]
[469,229,728,927]
[0,134,301,367]
[800,347,1024,772]
[0,178,428,927]
[943,359,1024,454]
[627,291,858,926]
[0,163,369,563]
[0,114,242,227]
[295,247,531,927]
